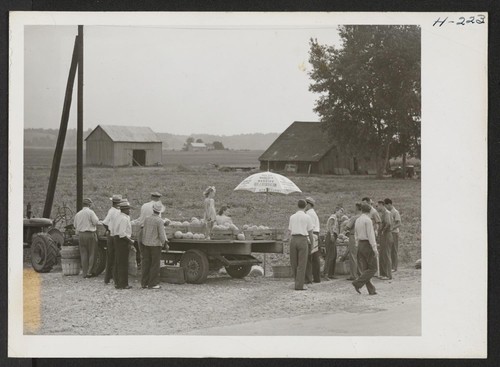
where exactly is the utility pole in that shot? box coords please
[77,25,84,212]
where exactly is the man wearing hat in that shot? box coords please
[101,194,122,284]
[112,200,134,289]
[141,201,168,289]
[131,192,166,266]
[305,197,321,283]
[73,198,99,278]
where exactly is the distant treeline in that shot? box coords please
[24,128,279,151]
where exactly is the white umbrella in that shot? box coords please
[233,171,302,195]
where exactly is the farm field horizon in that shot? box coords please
[23,147,421,265]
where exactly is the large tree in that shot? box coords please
[308,25,421,177]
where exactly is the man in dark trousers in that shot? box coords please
[352,203,379,295]
[141,201,168,289]
[305,197,321,283]
[376,200,394,280]
[323,205,344,280]
[73,198,99,278]
[286,199,314,291]
[101,194,122,285]
[384,198,402,272]
[113,200,134,289]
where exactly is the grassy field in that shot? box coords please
[23,148,421,265]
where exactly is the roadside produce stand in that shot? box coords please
[161,238,283,284]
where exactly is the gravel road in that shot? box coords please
[24,264,421,336]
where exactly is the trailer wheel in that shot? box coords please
[180,249,209,284]
[31,233,59,273]
[92,245,107,276]
[225,265,252,279]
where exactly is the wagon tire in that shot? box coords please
[31,233,59,273]
[48,227,65,249]
[225,264,252,278]
[180,249,209,284]
[92,245,107,276]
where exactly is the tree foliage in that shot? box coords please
[308,25,421,176]
[212,141,225,150]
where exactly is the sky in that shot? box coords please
[24,25,341,135]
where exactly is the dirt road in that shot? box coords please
[25,265,421,336]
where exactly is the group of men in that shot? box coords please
[73,192,169,290]
[287,196,401,294]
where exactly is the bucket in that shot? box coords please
[61,258,81,276]
[60,245,80,259]
[160,266,185,284]
[272,265,293,278]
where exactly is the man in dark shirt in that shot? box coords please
[376,200,393,280]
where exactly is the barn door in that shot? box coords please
[132,150,146,166]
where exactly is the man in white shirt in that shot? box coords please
[102,194,122,284]
[305,197,321,283]
[113,201,134,289]
[362,197,381,235]
[352,203,379,295]
[384,198,402,272]
[131,192,164,266]
[74,198,100,278]
[287,199,314,291]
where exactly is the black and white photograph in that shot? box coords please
[8,12,487,358]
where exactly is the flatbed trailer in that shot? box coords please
[161,238,283,284]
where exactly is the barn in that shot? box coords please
[85,125,162,167]
[258,121,377,175]
[187,142,208,151]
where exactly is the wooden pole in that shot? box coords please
[43,36,79,219]
[77,25,84,212]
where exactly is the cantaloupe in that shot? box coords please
[237,233,245,240]
[174,231,183,239]
[242,224,249,230]
[185,232,194,239]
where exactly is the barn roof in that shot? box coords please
[258,121,335,162]
[85,125,161,143]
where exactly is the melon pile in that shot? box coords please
[212,223,239,232]
[242,224,271,231]
[173,230,206,240]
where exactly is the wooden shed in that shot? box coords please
[258,121,377,175]
[85,125,162,167]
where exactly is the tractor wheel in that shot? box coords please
[180,249,209,284]
[31,233,59,273]
[92,245,107,276]
[225,264,252,279]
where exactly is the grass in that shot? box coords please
[23,148,421,266]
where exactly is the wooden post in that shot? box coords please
[43,36,79,219]
[77,25,84,212]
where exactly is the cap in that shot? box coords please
[109,194,123,203]
[152,201,165,213]
[305,197,315,206]
[151,192,162,198]
[83,198,93,205]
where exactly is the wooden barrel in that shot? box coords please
[60,245,81,276]
[61,258,81,276]
[272,265,293,278]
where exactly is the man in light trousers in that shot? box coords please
[73,198,99,278]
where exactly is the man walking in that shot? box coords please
[113,200,134,289]
[305,197,321,283]
[141,201,168,289]
[343,203,362,281]
[384,198,401,272]
[101,194,122,285]
[376,200,394,280]
[287,199,314,291]
[73,198,99,278]
[352,203,378,295]
[323,205,344,280]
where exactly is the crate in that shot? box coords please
[210,229,235,240]
[243,228,274,240]
[334,260,350,275]
[160,265,185,284]
[272,228,287,241]
[272,265,293,278]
